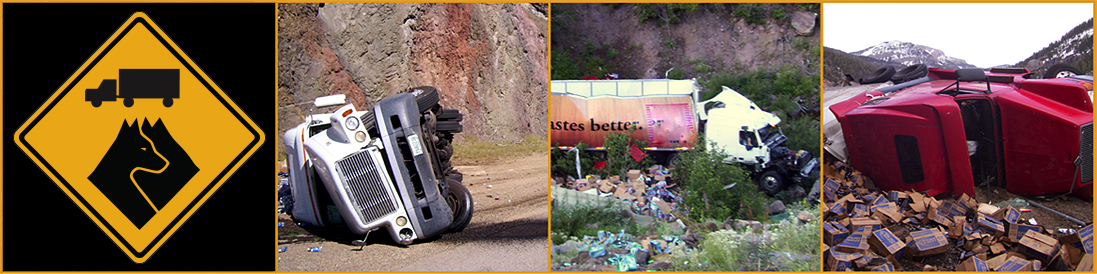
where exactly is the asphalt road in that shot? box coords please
[277,154,549,271]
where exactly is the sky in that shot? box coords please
[824,3,1093,68]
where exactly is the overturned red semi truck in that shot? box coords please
[829,67,1093,200]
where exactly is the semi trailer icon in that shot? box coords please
[85,69,179,107]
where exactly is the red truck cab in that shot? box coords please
[830,67,1092,200]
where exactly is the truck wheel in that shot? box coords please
[757,170,785,195]
[404,86,440,113]
[890,64,928,84]
[445,178,473,233]
[438,109,463,121]
[1044,64,1082,79]
[91,101,102,107]
[123,98,134,107]
[861,66,896,84]
[163,98,173,107]
[437,121,463,133]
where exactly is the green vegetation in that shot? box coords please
[603,131,656,179]
[636,3,699,26]
[670,201,820,271]
[675,134,766,221]
[551,202,638,245]
[731,4,768,25]
[667,68,686,80]
[452,134,546,164]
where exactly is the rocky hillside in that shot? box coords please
[850,41,977,69]
[552,3,820,80]
[1013,18,1093,76]
[278,3,548,151]
[822,47,902,87]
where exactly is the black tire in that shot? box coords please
[1044,64,1082,79]
[91,101,102,107]
[123,97,134,107]
[445,178,473,233]
[163,98,173,107]
[437,121,463,133]
[861,66,896,84]
[891,64,928,84]
[438,109,463,121]
[757,170,785,195]
[404,86,440,113]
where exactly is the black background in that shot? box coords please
[4,3,273,271]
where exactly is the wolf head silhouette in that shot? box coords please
[88,118,197,228]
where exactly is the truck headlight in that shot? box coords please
[355,131,366,142]
[345,116,360,130]
[396,216,407,226]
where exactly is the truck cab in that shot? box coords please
[283,89,472,245]
[830,67,1093,199]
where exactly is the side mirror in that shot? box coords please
[314,94,348,108]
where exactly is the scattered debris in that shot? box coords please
[553,166,684,222]
[822,160,1093,271]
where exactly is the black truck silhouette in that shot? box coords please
[85,69,179,107]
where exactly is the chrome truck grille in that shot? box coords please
[1082,123,1093,182]
[336,149,398,224]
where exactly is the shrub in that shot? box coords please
[675,134,767,221]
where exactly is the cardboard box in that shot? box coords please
[869,228,905,258]
[906,229,948,257]
[1059,223,1093,258]
[823,178,840,202]
[835,227,870,253]
[828,201,847,217]
[1048,246,1074,270]
[824,221,851,246]
[873,207,903,224]
[608,175,621,183]
[1076,253,1093,271]
[957,193,977,214]
[1006,222,1043,243]
[986,253,1010,270]
[957,256,990,271]
[992,205,1021,223]
[626,170,642,181]
[853,203,870,218]
[1019,229,1059,263]
[948,216,966,239]
[868,263,894,271]
[849,217,882,233]
[996,256,1033,271]
[597,180,616,193]
[926,203,954,227]
[825,246,862,271]
[975,214,1006,236]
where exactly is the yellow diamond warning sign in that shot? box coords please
[13,12,263,263]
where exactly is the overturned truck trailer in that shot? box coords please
[829,66,1093,199]
[551,79,818,195]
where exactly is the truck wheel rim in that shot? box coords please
[764,176,778,189]
[1056,70,1077,78]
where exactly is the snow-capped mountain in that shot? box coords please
[1013,18,1093,76]
[851,41,978,69]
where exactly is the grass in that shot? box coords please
[452,134,545,164]
[551,202,639,245]
[670,201,820,271]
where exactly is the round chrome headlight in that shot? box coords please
[396,216,407,226]
[345,116,360,130]
[355,131,367,143]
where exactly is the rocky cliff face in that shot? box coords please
[850,41,977,69]
[278,3,548,147]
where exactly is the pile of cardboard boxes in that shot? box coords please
[553,166,681,222]
[822,161,1093,271]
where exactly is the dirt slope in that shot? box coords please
[278,3,548,150]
